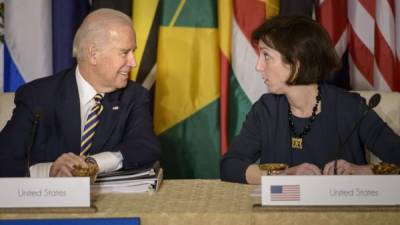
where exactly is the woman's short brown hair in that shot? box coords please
[252,16,340,85]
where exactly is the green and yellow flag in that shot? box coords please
[154,0,220,178]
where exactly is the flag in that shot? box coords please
[318,0,400,91]
[317,0,351,89]
[2,0,89,92]
[270,185,300,201]
[131,0,160,87]
[220,0,267,154]
[349,0,399,91]
[218,0,232,153]
[3,0,52,92]
[131,0,160,115]
[154,0,220,178]
[52,0,90,73]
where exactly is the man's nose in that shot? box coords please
[127,52,137,67]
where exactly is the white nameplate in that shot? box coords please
[0,178,90,208]
[262,175,400,206]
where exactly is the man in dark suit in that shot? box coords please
[0,9,160,177]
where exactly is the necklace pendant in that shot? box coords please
[291,137,303,150]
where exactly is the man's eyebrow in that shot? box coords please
[120,48,132,52]
[120,47,137,52]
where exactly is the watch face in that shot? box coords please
[85,157,97,165]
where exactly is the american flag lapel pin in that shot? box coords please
[112,106,119,111]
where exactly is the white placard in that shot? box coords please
[0,177,90,208]
[262,175,400,206]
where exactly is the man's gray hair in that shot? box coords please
[72,8,132,61]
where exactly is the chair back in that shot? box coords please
[356,91,400,163]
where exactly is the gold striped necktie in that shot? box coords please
[80,94,104,156]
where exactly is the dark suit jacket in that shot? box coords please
[0,68,160,177]
[220,84,400,183]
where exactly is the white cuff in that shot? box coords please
[91,151,123,173]
[29,162,52,177]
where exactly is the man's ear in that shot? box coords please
[87,44,98,65]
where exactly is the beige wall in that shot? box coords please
[0,93,15,130]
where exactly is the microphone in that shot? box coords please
[26,107,42,177]
[333,93,381,175]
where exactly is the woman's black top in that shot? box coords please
[220,84,400,183]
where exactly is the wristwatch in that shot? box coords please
[85,156,98,166]
[72,157,99,182]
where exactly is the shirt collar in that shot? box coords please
[75,66,99,106]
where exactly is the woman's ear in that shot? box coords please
[288,61,300,84]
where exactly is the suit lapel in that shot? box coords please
[91,90,122,153]
[55,70,81,155]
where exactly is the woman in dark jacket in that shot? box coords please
[220,16,400,184]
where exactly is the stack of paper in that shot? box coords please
[91,161,163,193]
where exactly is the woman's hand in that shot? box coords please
[323,159,373,175]
[245,163,321,184]
[282,163,322,175]
[245,164,262,184]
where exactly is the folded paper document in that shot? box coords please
[92,161,163,193]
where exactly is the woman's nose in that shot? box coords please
[255,56,264,72]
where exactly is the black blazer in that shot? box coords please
[220,84,400,183]
[0,68,160,176]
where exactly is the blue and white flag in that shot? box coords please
[3,0,52,92]
[1,0,89,92]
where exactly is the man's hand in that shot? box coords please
[282,163,322,175]
[323,159,373,175]
[49,153,87,177]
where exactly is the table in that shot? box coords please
[1,179,399,225]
